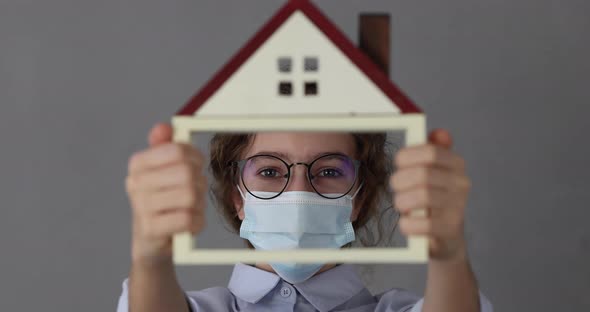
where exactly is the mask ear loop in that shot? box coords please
[236,184,247,200]
[350,182,364,200]
[234,184,247,217]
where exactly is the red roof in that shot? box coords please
[176,0,421,116]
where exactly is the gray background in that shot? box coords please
[1,0,589,311]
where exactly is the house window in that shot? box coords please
[278,81,293,96]
[276,57,319,97]
[304,57,319,72]
[304,81,318,96]
[278,57,292,73]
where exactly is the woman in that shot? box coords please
[117,123,493,312]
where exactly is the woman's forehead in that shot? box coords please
[244,132,356,161]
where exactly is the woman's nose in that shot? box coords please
[285,164,314,192]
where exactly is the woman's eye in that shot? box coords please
[318,168,341,177]
[259,168,280,177]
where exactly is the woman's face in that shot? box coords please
[232,132,363,221]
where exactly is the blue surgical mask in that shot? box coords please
[237,187,361,284]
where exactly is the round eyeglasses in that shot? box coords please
[231,153,361,200]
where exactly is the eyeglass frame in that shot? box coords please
[229,153,362,200]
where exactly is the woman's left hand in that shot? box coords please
[391,128,471,261]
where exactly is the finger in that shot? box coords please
[189,148,206,170]
[190,211,206,235]
[194,174,208,198]
[394,187,446,215]
[428,128,453,150]
[398,216,432,236]
[129,143,203,175]
[139,185,205,215]
[130,163,199,192]
[145,210,205,238]
[390,166,453,192]
[398,209,465,238]
[395,144,465,172]
[148,123,173,147]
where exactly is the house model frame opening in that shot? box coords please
[172,0,427,264]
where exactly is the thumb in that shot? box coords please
[148,123,173,147]
[428,128,453,150]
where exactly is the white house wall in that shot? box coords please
[195,11,401,117]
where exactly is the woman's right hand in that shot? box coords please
[125,123,206,267]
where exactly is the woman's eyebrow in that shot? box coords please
[251,151,290,160]
[249,151,351,161]
[309,151,350,159]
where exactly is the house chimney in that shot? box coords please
[359,13,391,77]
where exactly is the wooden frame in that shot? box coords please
[172,114,427,264]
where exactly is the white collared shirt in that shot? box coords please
[117,263,494,311]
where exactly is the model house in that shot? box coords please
[175,0,422,118]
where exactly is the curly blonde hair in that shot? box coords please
[208,133,397,247]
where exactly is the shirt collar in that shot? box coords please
[227,263,281,303]
[293,264,366,312]
[227,263,367,311]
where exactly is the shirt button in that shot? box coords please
[280,286,292,298]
